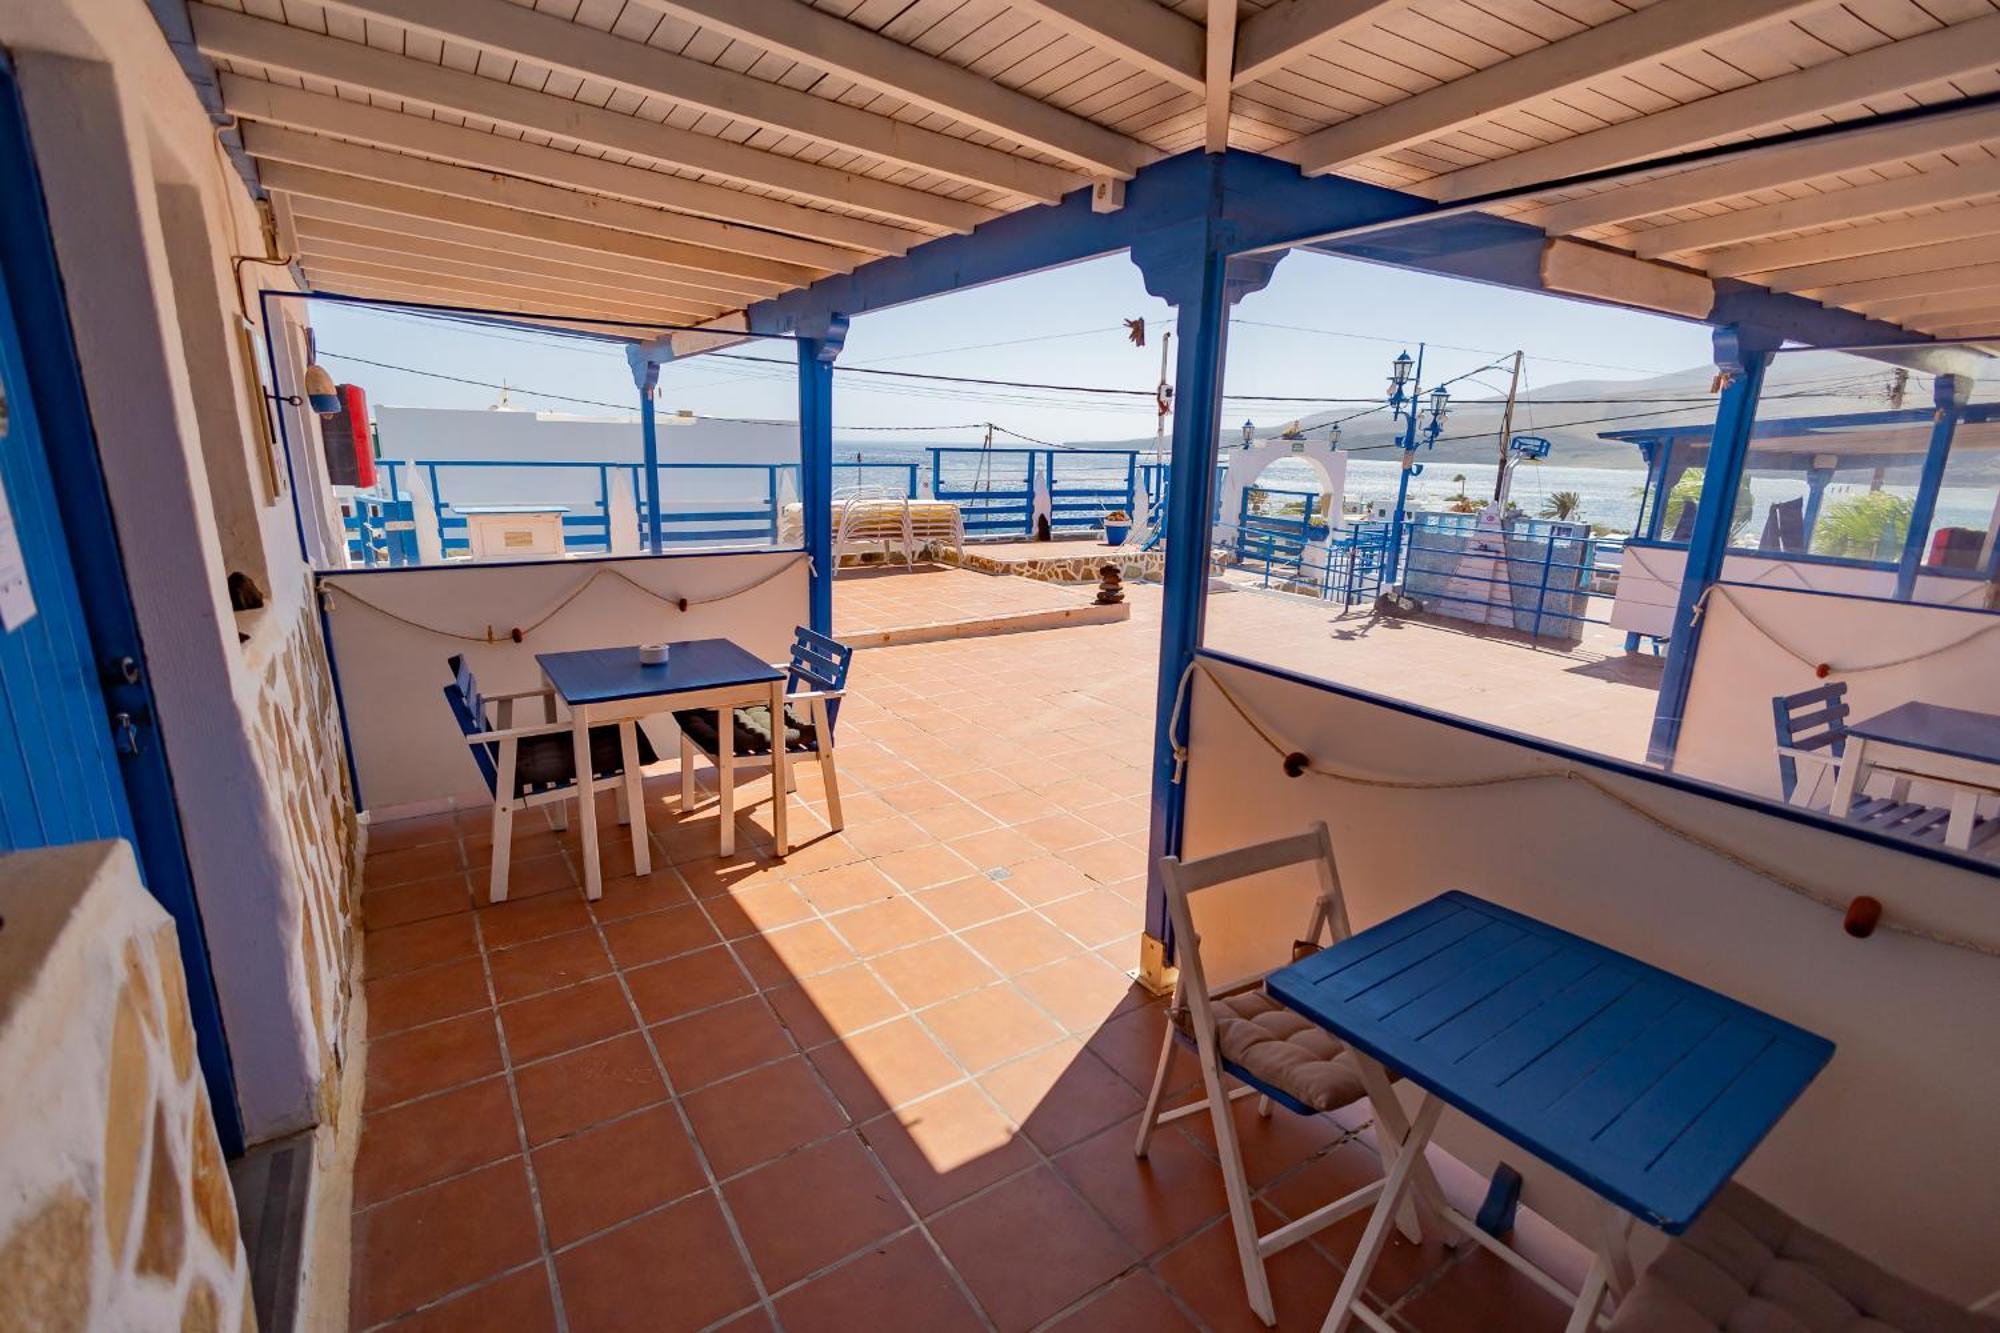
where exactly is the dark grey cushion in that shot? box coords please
[674,703,818,757]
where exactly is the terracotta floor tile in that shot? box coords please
[378,1264,556,1333]
[476,892,594,951]
[974,789,1055,826]
[1065,837,1149,885]
[673,848,782,899]
[930,1166,1133,1333]
[498,976,636,1064]
[354,1076,520,1205]
[773,831,864,875]
[828,895,942,956]
[652,996,794,1091]
[1255,1139,1450,1306]
[807,1016,961,1119]
[764,965,903,1049]
[367,840,467,888]
[1153,1207,1345,1333]
[493,853,578,903]
[1057,1117,1229,1256]
[869,937,998,1011]
[1013,813,1107,854]
[514,1032,667,1145]
[942,768,1021,800]
[364,1012,504,1112]
[707,879,813,940]
[366,957,491,1038]
[859,1083,1038,1218]
[920,985,1064,1073]
[772,1231,985,1333]
[733,919,856,988]
[532,1103,707,1247]
[367,811,459,855]
[588,867,693,921]
[1178,1093,1345,1189]
[365,914,479,979]
[683,1055,849,1177]
[1396,1247,1571,1333]
[722,1132,909,1291]
[914,877,1025,931]
[944,827,1042,873]
[1039,890,1141,949]
[875,779,959,813]
[1046,1272,1199,1333]
[487,929,614,1005]
[907,801,998,841]
[981,1041,1145,1155]
[625,946,753,1024]
[600,903,723,969]
[1083,1003,1188,1097]
[1015,954,1146,1034]
[793,859,900,913]
[960,911,1078,973]
[364,874,473,931]
[872,843,979,892]
[351,1158,540,1327]
[841,815,933,859]
[555,1191,760,1333]
[995,856,1097,906]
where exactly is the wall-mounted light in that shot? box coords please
[1240,420,1255,449]
[1326,423,1341,448]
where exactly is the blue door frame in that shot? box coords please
[0,55,244,1153]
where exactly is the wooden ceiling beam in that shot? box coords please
[223,77,918,258]
[1281,0,1820,177]
[1759,233,2000,292]
[1206,0,1240,154]
[1862,289,2000,323]
[301,252,723,328]
[1812,260,2000,306]
[242,125,832,284]
[259,161,785,302]
[306,0,1078,201]
[630,0,1149,178]
[1639,158,2000,260]
[1705,200,2000,278]
[1007,0,1205,94]
[1425,13,2000,203]
[1232,0,1393,88]
[301,279,671,342]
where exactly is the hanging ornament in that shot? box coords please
[1124,318,1146,347]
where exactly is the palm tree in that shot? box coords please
[1540,490,1584,521]
[1659,468,1754,543]
[1811,491,1911,559]
[1452,472,1467,500]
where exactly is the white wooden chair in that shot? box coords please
[444,655,655,902]
[1137,822,1428,1327]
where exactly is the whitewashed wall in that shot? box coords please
[1181,653,2000,1301]
[1613,541,1987,637]
[1674,584,2000,801]
[321,551,809,812]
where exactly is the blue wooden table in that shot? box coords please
[538,640,786,893]
[1266,890,1834,1333]
[1831,700,2000,850]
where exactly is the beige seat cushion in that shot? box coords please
[1609,1183,1999,1333]
[1175,988,1371,1113]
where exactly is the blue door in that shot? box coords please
[0,54,243,1152]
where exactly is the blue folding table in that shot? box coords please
[1266,891,1834,1333]
[538,640,787,896]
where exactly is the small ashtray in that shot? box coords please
[638,642,670,666]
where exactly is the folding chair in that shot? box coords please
[1136,822,1430,1327]
[443,655,656,902]
[1774,685,2000,847]
[673,626,853,831]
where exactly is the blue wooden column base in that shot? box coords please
[1646,326,1779,768]
[626,344,665,554]
[796,315,848,638]
[1132,199,1287,967]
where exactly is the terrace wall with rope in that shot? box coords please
[320,551,808,812]
[1178,651,2000,1301]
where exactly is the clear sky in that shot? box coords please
[303,249,1716,447]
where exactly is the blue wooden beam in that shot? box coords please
[795,315,847,636]
[1894,371,1968,600]
[627,344,664,553]
[1647,325,1781,768]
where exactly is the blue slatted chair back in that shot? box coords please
[1772,682,1850,803]
[786,626,853,736]
[443,654,499,795]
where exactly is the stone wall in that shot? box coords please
[247,596,359,1134]
[0,841,254,1333]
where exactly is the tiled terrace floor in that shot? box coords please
[350,582,1584,1333]
[833,562,1095,636]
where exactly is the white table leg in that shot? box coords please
[1946,786,1979,850]
[573,707,603,900]
[1829,736,1867,819]
[1564,1258,1610,1333]
[542,671,568,833]
[621,719,650,876]
[718,703,736,858]
[1320,1094,1444,1333]
[770,679,789,857]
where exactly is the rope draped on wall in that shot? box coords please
[1169,659,2000,959]
[1691,583,2000,677]
[318,553,811,644]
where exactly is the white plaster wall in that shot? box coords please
[1612,541,1986,637]
[320,551,809,812]
[1673,584,2000,801]
[1180,654,2000,1301]
[1217,442,1348,541]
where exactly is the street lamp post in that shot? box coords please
[1382,346,1449,582]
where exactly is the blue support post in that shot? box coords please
[1646,326,1779,768]
[1800,464,1833,550]
[627,344,664,554]
[1894,371,1968,600]
[797,316,846,637]
[1383,343,1426,583]
[1133,210,1286,968]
